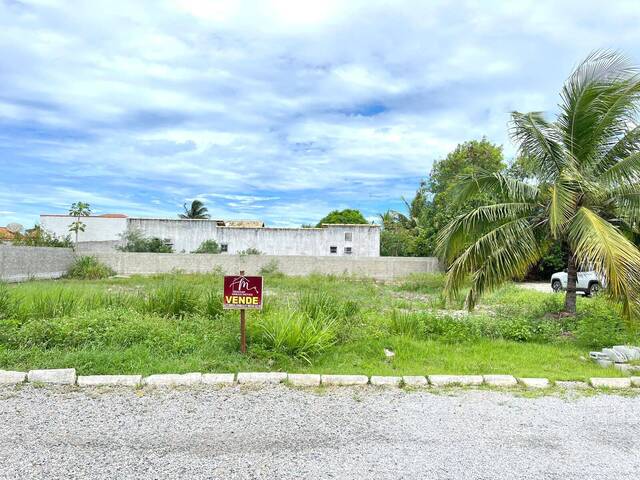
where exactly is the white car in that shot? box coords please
[550,271,603,296]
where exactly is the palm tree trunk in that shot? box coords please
[564,254,578,315]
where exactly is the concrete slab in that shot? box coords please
[0,370,26,384]
[555,381,590,389]
[483,375,518,387]
[590,377,631,389]
[27,369,76,385]
[321,374,368,386]
[370,376,401,387]
[402,376,429,387]
[78,375,142,387]
[428,375,483,387]
[288,374,321,387]
[518,378,551,389]
[202,373,235,385]
[144,373,202,387]
[237,372,287,384]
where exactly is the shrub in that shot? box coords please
[259,260,283,277]
[575,299,628,348]
[12,226,72,248]
[252,310,336,363]
[66,256,115,280]
[193,240,220,254]
[238,248,262,256]
[423,313,482,343]
[143,282,199,318]
[118,229,173,253]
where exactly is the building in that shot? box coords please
[39,214,381,257]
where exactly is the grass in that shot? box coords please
[0,272,637,380]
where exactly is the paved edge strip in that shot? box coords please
[3,370,640,390]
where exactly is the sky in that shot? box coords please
[1,0,640,228]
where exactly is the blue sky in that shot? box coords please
[1,0,640,227]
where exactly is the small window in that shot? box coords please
[330,246,337,254]
[344,247,352,255]
[345,232,352,242]
[220,244,228,253]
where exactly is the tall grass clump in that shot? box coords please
[252,310,336,363]
[398,273,447,294]
[143,282,199,318]
[203,291,224,318]
[298,291,359,320]
[66,256,115,280]
[27,288,78,319]
[388,310,424,337]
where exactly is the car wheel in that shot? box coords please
[551,280,562,293]
[587,282,601,297]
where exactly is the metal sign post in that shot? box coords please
[223,271,263,354]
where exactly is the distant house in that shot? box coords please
[39,214,380,257]
[0,227,16,242]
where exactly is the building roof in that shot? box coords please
[0,227,16,240]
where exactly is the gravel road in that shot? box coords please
[1,385,639,479]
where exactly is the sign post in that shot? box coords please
[223,271,263,354]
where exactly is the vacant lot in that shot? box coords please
[1,272,638,380]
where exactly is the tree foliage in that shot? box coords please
[316,209,368,227]
[437,51,640,318]
[179,200,210,219]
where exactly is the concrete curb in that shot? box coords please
[2,370,640,391]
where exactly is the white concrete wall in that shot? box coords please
[40,215,127,242]
[40,216,381,257]
[0,245,75,282]
[90,252,440,280]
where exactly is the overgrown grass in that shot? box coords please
[0,272,637,378]
[66,256,115,280]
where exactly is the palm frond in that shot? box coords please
[599,151,640,186]
[548,179,579,238]
[452,171,540,205]
[568,207,640,317]
[436,202,538,264]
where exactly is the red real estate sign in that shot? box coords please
[223,275,263,310]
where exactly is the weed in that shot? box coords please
[66,256,115,280]
[143,282,199,318]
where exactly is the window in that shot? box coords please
[330,246,337,254]
[344,247,352,255]
[345,232,353,242]
[220,244,228,253]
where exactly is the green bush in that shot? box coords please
[143,282,199,318]
[575,299,628,348]
[12,226,72,248]
[252,309,336,363]
[193,240,220,254]
[238,248,262,255]
[423,314,482,343]
[66,256,115,280]
[118,229,173,253]
[259,260,283,277]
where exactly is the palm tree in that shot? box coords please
[436,51,640,318]
[179,200,210,219]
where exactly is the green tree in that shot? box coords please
[437,51,640,317]
[68,202,91,245]
[316,209,368,227]
[179,200,210,219]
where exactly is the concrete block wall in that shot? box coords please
[88,252,441,280]
[0,245,75,282]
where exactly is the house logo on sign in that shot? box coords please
[223,275,263,309]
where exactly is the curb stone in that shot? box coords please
[144,373,202,387]
[555,381,590,389]
[428,375,483,387]
[78,375,142,387]
[402,376,428,386]
[288,374,321,387]
[0,370,27,384]
[630,377,640,387]
[27,369,76,385]
[483,375,518,387]
[590,377,631,389]
[370,376,401,387]
[321,374,368,386]
[237,372,287,384]
[202,374,235,385]
[518,378,551,389]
